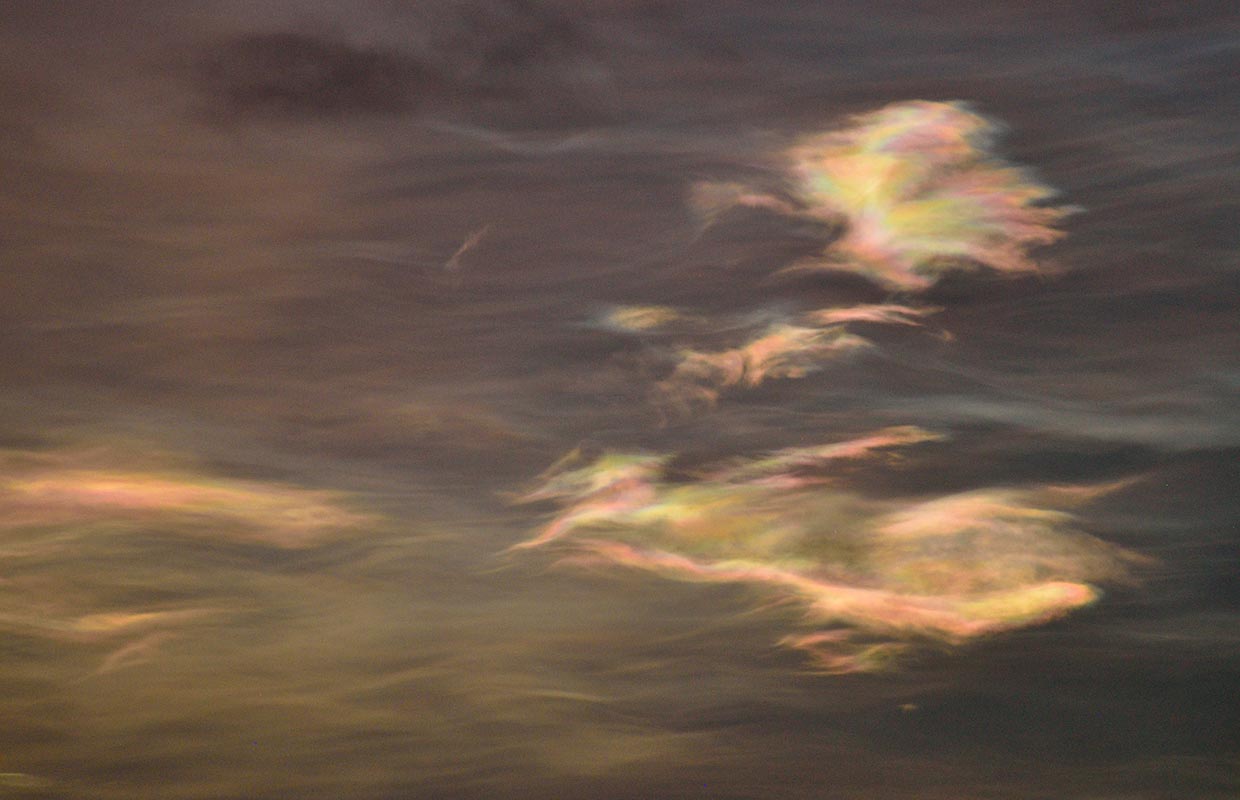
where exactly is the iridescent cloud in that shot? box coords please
[514,433,1137,673]
[803,303,937,327]
[597,305,687,333]
[0,450,373,548]
[696,101,1070,290]
[654,304,938,411]
[688,181,799,230]
[515,100,1128,673]
[707,425,944,488]
[657,323,872,410]
[0,448,379,678]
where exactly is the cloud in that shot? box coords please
[194,4,594,123]
[595,305,688,334]
[509,99,1144,676]
[513,432,1139,672]
[803,303,938,327]
[706,425,945,488]
[198,33,439,118]
[653,304,939,412]
[694,101,1071,290]
[655,323,872,411]
[0,446,381,681]
[688,181,800,230]
[0,450,374,549]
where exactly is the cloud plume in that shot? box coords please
[514,432,1138,672]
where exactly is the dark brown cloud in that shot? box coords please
[192,2,598,123]
[198,32,440,117]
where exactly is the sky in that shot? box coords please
[1,3,1238,798]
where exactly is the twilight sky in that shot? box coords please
[1,3,1238,798]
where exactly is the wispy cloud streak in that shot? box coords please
[706,425,944,488]
[0,447,379,680]
[657,324,873,410]
[654,305,938,411]
[804,303,937,327]
[1,464,371,548]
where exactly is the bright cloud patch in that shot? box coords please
[654,305,939,411]
[0,448,372,548]
[1,467,370,549]
[694,101,1070,290]
[657,323,873,411]
[514,432,1136,673]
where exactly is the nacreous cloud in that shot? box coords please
[0,447,379,676]
[0,452,373,549]
[693,101,1070,290]
[653,305,938,413]
[513,432,1138,673]
[657,323,873,411]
